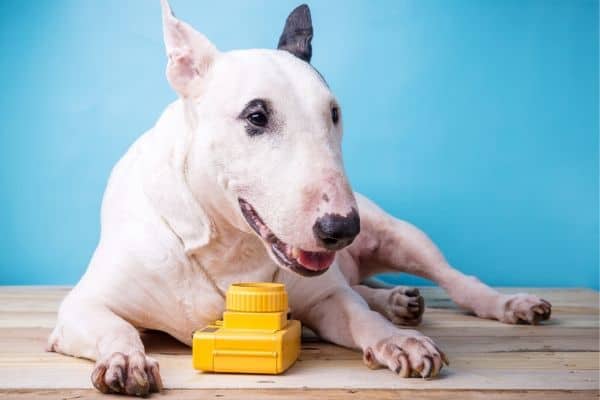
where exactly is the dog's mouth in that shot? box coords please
[238,198,335,277]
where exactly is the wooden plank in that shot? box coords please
[0,287,597,396]
[0,353,598,390]
[2,349,598,370]
[1,309,597,330]
[0,389,598,400]
[0,287,597,307]
[1,328,597,356]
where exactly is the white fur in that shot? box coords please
[48,2,552,395]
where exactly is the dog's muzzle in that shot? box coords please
[238,198,336,277]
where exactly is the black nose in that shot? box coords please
[313,209,360,250]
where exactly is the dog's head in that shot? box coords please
[161,1,359,276]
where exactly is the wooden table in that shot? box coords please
[0,287,597,399]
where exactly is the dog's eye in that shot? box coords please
[247,112,268,127]
[331,107,339,124]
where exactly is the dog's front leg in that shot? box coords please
[48,292,162,396]
[288,272,447,378]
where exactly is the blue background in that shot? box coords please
[0,0,597,288]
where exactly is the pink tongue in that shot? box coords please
[297,250,335,271]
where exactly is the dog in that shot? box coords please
[48,1,552,396]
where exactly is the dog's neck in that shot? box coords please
[143,99,251,258]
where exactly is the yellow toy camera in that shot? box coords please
[192,282,301,374]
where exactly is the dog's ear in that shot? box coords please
[161,0,219,98]
[277,4,313,63]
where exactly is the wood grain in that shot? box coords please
[1,389,598,400]
[0,286,597,398]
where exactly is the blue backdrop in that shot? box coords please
[0,0,597,288]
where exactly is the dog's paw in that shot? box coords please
[363,333,448,378]
[499,293,552,325]
[384,286,425,326]
[91,351,162,396]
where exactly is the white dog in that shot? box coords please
[48,1,551,396]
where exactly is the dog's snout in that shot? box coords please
[313,209,360,250]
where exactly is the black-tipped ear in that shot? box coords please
[277,4,313,63]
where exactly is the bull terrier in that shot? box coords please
[48,1,551,396]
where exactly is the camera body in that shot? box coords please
[192,283,301,374]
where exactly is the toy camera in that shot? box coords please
[192,282,301,374]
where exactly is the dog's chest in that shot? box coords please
[167,236,278,340]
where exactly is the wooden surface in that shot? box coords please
[0,286,598,399]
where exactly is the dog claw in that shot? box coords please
[441,351,450,366]
[91,364,109,394]
[421,356,433,378]
[500,294,552,325]
[385,286,425,326]
[91,351,162,396]
[127,367,149,396]
[363,334,445,379]
[148,362,163,392]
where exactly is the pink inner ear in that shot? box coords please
[161,0,218,98]
[166,47,201,98]
[167,45,216,98]
[170,48,195,76]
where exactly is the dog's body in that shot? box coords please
[48,2,551,396]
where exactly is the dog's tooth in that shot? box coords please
[291,247,300,259]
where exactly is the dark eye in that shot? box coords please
[331,107,339,124]
[248,112,268,127]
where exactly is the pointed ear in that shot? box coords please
[277,4,313,63]
[161,0,219,98]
